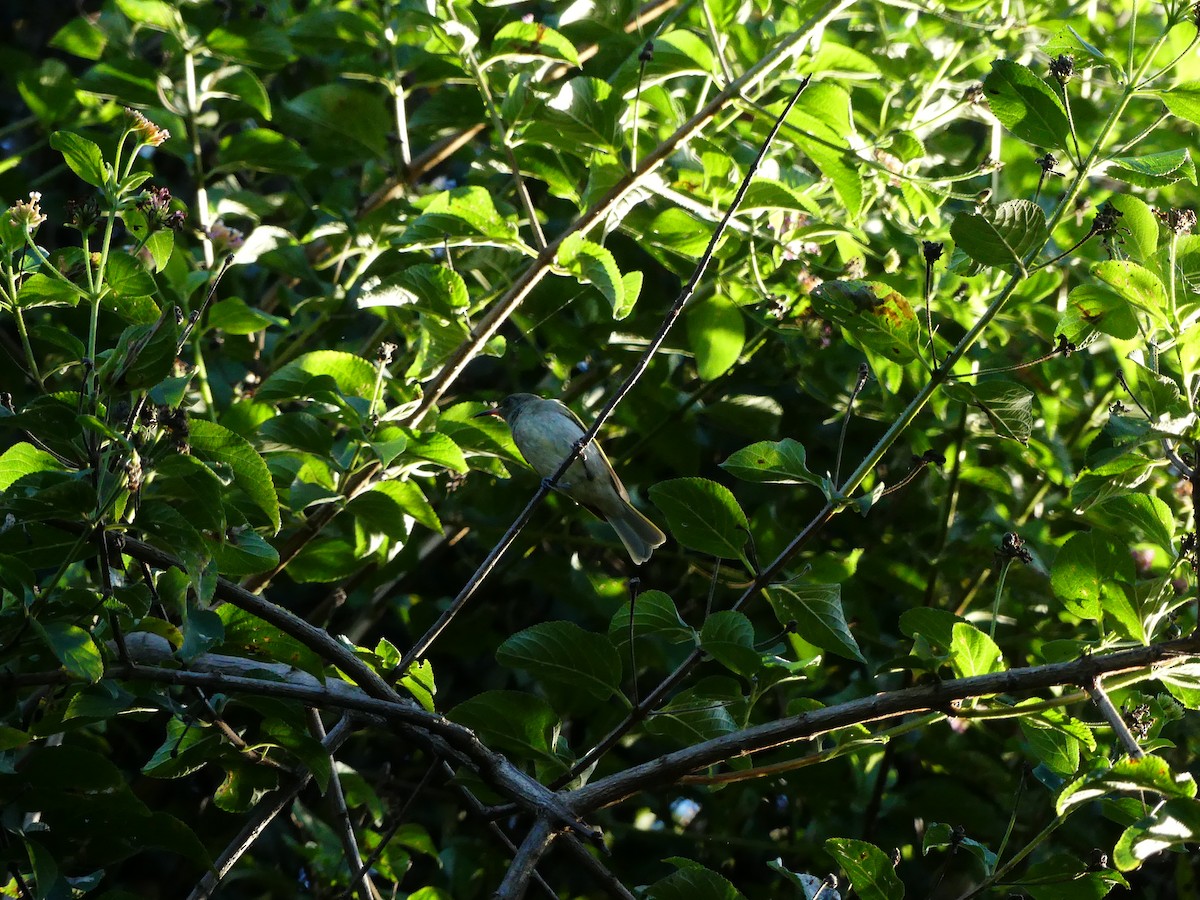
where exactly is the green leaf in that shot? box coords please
[16,273,84,309]
[406,432,469,473]
[608,590,695,646]
[649,478,748,559]
[648,684,741,747]
[116,0,179,29]
[647,862,748,900]
[106,250,157,298]
[216,128,316,175]
[983,59,1070,149]
[1159,80,1200,126]
[350,479,442,536]
[1090,260,1169,325]
[556,233,629,318]
[767,584,864,663]
[720,438,824,487]
[188,420,281,533]
[810,280,922,363]
[635,30,718,84]
[1057,284,1139,342]
[1107,194,1158,263]
[949,622,1003,677]
[699,611,761,676]
[687,295,744,381]
[520,77,621,155]
[943,380,1035,444]
[205,22,293,68]
[1091,493,1175,554]
[1020,714,1082,775]
[1050,532,1131,620]
[449,691,561,761]
[144,230,173,272]
[0,442,63,491]
[257,350,378,402]
[490,21,580,66]
[148,453,227,533]
[49,130,107,188]
[36,620,104,682]
[951,199,1048,269]
[212,528,280,577]
[1058,756,1197,816]
[98,310,179,390]
[899,607,968,650]
[286,84,389,158]
[496,621,623,700]
[923,823,998,875]
[1107,148,1196,188]
[358,264,468,315]
[207,297,288,335]
[49,18,108,60]
[791,82,863,219]
[398,659,436,713]
[397,186,524,251]
[825,838,904,900]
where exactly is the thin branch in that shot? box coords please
[342,761,440,899]
[834,363,871,486]
[308,709,382,900]
[187,715,358,900]
[1087,676,1145,759]
[559,835,638,900]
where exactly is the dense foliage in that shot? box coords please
[2,0,1200,897]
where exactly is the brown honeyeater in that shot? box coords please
[476,394,667,564]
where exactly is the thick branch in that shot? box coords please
[566,636,1200,812]
[495,819,558,900]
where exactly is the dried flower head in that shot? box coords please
[8,191,47,231]
[1091,200,1124,236]
[922,240,944,265]
[66,196,102,234]
[1035,152,1063,176]
[124,107,170,147]
[964,83,986,104]
[1049,53,1075,84]
[1155,206,1197,235]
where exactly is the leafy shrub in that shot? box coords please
[2,0,1200,897]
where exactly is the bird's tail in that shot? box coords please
[608,504,667,565]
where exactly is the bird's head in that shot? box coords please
[473,393,541,424]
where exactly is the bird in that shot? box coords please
[475,393,667,564]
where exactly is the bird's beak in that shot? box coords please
[473,407,503,419]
